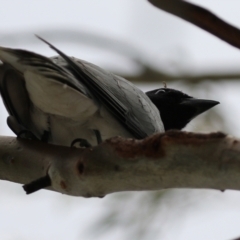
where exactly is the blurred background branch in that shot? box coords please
[1,29,240,84]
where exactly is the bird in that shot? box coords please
[0,36,220,194]
[0,36,219,148]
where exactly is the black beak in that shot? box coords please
[180,98,219,116]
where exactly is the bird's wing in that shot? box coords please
[39,37,164,138]
[0,37,163,139]
[0,46,94,135]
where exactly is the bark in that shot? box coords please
[0,131,240,197]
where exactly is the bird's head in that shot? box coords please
[146,88,219,131]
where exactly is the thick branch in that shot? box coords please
[0,131,240,197]
[148,0,240,50]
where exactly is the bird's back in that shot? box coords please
[0,43,164,146]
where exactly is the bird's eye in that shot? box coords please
[155,89,166,94]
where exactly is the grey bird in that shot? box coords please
[0,36,219,148]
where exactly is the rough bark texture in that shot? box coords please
[0,131,240,197]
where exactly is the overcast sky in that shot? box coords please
[1,1,240,240]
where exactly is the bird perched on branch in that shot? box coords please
[0,36,219,147]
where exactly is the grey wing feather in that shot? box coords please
[75,60,164,137]
[0,37,164,139]
[0,49,93,136]
[38,37,164,138]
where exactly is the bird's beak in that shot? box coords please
[180,98,219,116]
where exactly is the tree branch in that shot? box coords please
[148,0,240,50]
[1,131,240,197]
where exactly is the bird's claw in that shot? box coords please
[71,138,92,148]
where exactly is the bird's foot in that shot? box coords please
[70,130,102,148]
[41,131,50,142]
[17,130,50,143]
[71,138,92,148]
[93,129,102,144]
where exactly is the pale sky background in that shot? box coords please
[0,1,240,240]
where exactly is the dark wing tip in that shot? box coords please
[35,34,49,45]
[35,35,62,55]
